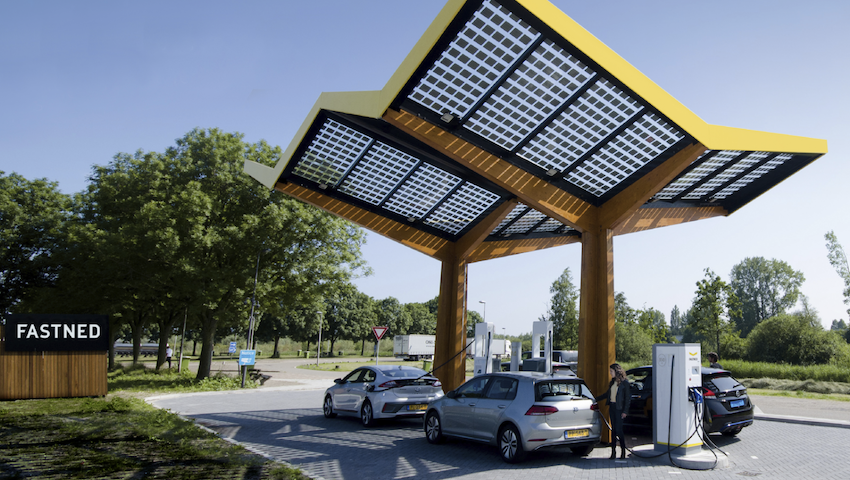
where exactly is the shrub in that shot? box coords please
[746,314,844,365]
[616,322,653,364]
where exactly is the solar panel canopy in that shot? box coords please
[245,0,826,261]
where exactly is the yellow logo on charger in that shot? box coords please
[689,351,698,356]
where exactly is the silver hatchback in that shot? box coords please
[424,371,601,463]
[323,365,444,427]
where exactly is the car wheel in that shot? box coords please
[498,424,526,463]
[323,395,337,419]
[570,445,593,456]
[361,400,375,428]
[424,411,444,444]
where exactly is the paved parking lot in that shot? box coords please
[150,382,850,480]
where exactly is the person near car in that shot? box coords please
[707,352,722,369]
[595,363,631,459]
[166,344,173,369]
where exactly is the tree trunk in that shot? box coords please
[361,338,366,356]
[196,314,218,380]
[272,335,280,358]
[155,309,180,370]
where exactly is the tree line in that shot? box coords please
[540,248,850,367]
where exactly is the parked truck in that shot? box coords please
[393,334,435,361]
[465,338,511,358]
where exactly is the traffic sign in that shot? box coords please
[372,326,389,341]
[229,341,237,354]
[239,350,256,366]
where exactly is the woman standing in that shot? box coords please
[595,363,631,459]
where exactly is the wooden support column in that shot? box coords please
[577,227,615,443]
[434,256,467,393]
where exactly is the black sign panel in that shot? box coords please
[5,314,110,352]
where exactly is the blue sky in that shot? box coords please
[2,1,849,335]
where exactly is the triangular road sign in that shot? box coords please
[372,326,389,341]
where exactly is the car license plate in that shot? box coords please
[408,404,427,411]
[566,429,589,439]
[730,399,745,408]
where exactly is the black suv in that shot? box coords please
[625,366,754,436]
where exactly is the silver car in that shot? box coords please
[424,371,601,463]
[323,365,444,427]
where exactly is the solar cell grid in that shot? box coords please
[383,163,461,220]
[503,208,547,235]
[339,142,419,205]
[711,153,792,199]
[294,119,371,186]
[409,0,539,118]
[424,183,500,235]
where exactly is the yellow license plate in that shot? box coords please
[566,429,589,439]
[408,404,427,411]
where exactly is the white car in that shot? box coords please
[323,365,444,427]
[424,371,601,463]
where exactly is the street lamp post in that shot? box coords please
[316,311,323,367]
[242,249,267,388]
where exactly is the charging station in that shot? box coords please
[653,343,702,455]
[472,322,494,375]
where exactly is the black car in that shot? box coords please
[625,366,754,436]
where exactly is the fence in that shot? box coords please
[0,326,107,400]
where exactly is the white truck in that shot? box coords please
[466,338,511,357]
[393,334,435,360]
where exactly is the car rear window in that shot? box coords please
[380,367,426,378]
[704,373,742,391]
[535,380,593,400]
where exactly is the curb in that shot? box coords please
[754,413,850,429]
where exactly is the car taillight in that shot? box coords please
[378,380,398,389]
[702,387,717,399]
[590,404,599,411]
[525,405,559,416]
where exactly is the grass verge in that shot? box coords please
[0,365,309,480]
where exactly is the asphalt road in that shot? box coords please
[150,357,850,480]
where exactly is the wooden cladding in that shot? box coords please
[0,327,107,400]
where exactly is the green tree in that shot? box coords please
[636,307,669,344]
[747,313,846,365]
[615,322,653,364]
[691,269,741,359]
[670,305,684,336]
[405,302,436,336]
[825,231,850,318]
[615,292,637,324]
[466,310,484,337]
[729,257,805,336]
[0,172,71,319]
[376,297,411,337]
[542,268,579,349]
[322,286,374,357]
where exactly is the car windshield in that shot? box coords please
[379,366,427,378]
[536,380,592,400]
[705,373,743,391]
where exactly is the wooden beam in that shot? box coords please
[384,109,597,233]
[577,227,615,444]
[613,205,727,236]
[466,235,581,263]
[455,199,518,259]
[599,142,707,229]
[434,256,468,393]
[275,182,454,261]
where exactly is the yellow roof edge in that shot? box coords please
[702,124,828,154]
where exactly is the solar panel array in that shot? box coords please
[280,0,815,246]
[291,116,575,240]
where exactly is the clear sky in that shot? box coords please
[2,1,848,335]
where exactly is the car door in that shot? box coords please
[350,368,377,412]
[441,376,491,437]
[335,369,366,412]
[626,368,653,426]
[472,376,518,441]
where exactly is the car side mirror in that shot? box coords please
[446,390,457,399]
[334,378,343,384]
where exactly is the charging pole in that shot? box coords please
[653,343,702,455]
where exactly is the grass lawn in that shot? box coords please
[0,366,308,480]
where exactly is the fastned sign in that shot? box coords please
[5,314,110,352]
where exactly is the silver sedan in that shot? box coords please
[424,371,601,463]
[323,365,444,427]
